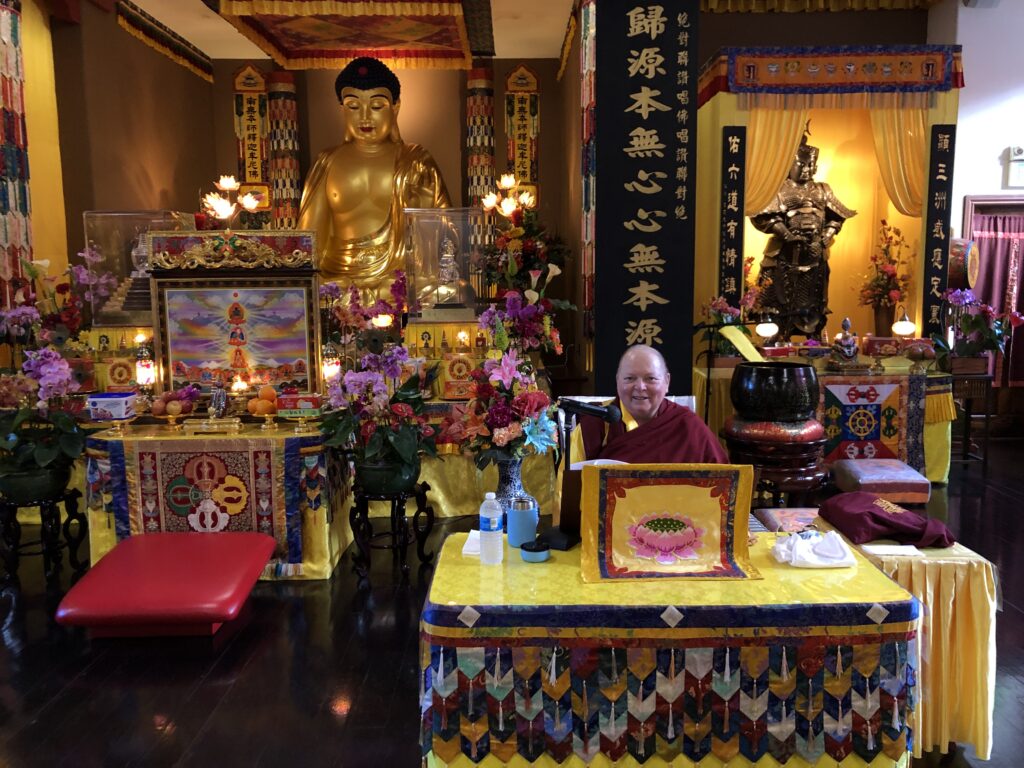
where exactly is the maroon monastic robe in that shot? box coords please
[579,399,728,464]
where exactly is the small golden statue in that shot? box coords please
[297,57,451,294]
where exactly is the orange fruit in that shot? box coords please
[259,385,277,402]
[247,397,261,415]
[254,399,276,415]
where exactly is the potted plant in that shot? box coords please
[478,175,570,297]
[439,349,558,517]
[0,349,94,504]
[699,295,751,365]
[931,288,1024,373]
[858,220,912,336]
[320,344,439,495]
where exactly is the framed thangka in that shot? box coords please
[580,463,758,582]
[147,231,320,394]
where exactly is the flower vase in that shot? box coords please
[494,456,537,525]
[873,305,893,337]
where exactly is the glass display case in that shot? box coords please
[82,210,194,326]
[403,207,484,320]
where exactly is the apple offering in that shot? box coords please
[150,384,202,418]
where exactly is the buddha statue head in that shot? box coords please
[335,57,403,147]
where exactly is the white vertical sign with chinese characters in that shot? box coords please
[594,2,698,392]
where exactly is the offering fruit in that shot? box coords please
[258,385,277,402]
[247,397,261,415]
[254,398,276,416]
[165,400,183,416]
[150,399,166,417]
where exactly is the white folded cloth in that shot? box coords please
[771,530,856,568]
[462,529,481,557]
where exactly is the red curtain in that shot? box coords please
[970,214,1024,386]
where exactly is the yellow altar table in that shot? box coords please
[421,533,919,767]
[693,367,955,483]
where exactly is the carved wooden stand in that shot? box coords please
[0,489,88,586]
[349,481,435,578]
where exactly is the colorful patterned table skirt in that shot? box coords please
[85,426,348,580]
[421,535,919,767]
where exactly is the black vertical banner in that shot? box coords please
[922,124,956,338]
[594,2,699,393]
[719,126,746,304]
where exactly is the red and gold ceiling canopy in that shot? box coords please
[209,0,474,70]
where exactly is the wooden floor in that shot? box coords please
[0,441,1019,767]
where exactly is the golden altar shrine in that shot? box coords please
[693,367,956,483]
[422,532,919,767]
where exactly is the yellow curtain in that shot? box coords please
[870,107,926,217]
[744,107,809,215]
[703,0,938,10]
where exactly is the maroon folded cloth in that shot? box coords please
[818,491,956,548]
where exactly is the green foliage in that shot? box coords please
[0,406,96,476]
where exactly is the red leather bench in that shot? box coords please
[56,532,276,637]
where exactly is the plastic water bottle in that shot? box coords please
[479,492,504,565]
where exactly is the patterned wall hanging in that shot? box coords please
[267,71,301,229]
[465,60,496,300]
[580,0,595,348]
[212,0,473,70]
[0,0,29,308]
[233,64,272,230]
[504,64,540,200]
[116,1,213,83]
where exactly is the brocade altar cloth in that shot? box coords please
[85,425,346,580]
[421,533,919,767]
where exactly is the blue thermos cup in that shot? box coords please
[507,496,539,548]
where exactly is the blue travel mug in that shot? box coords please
[507,497,539,548]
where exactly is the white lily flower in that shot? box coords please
[517,191,536,209]
[498,197,518,218]
[481,192,499,211]
[498,173,517,190]
[524,289,540,305]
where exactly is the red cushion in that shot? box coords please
[56,533,276,636]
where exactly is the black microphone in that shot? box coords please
[558,399,622,423]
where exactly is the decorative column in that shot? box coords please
[0,0,29,308]
[267,71,302,229]
[466,60,496,299]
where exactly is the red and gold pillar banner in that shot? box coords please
[505,64,539,199]
[466,60,496,299]
[233,64,272,229]
[267,71,301,229]
[0,0,29,308]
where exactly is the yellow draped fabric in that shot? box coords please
[870,107,927,217]
[703,0,937,10]
[860,542,997,759]
[744,107,809,215]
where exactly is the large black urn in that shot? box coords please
[730,362,819,422]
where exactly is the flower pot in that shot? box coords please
[0,464,72,505]
[354,457,421,496]
[873,305,893,337]
[950,355,990,375]
[494,456,538,524]
[730,362,819,422]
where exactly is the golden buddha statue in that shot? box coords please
[298,57,451,293]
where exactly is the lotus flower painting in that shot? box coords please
[627,512,705,564]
